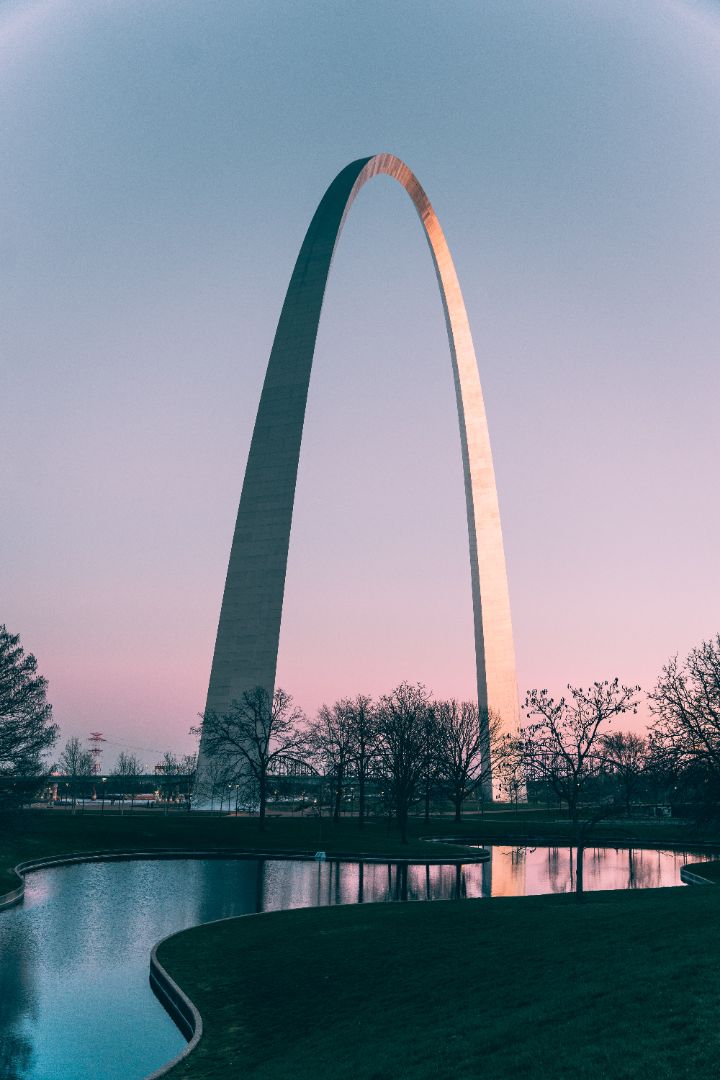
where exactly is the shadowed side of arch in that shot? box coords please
[199,154,519,794]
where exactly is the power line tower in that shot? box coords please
[88,732,107,776]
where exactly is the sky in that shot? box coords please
[2,0,719,767]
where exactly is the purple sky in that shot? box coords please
[2,0,720,767]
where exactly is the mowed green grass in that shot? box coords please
[159,885,720,1080]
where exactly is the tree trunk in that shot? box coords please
[424,780,430,823]
[358,775,366,828]
[259,771,267,830]
[333,768,343,823]
[454,794,462,823]
[399,801,409,844]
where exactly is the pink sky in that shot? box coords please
[2,0,719,766]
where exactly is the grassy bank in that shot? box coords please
[0,807,710,895]
[687,860,720,883]
[159,884,720,1080]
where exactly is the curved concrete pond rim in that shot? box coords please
[0,844,489,1079]
[147,842,720,1080]
[0,841,491,909]
[3,841,716,1079]
[681,865,717,885]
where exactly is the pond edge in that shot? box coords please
[680,864,717,885]
[0,844,488,1078]
[0,842,490,909]
[3,842,716,1078]
[146,935,204,1078]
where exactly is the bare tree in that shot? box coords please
[436,701,504,822]
[178,753,197,810]
[601,731,648,815]
[418,705,441,823]
[155,751,179,812]
[200,686,306,829]
[59,737,94,812]
[521,679,640,898]
[112,751,143,813]
[0,625,58,813]
[649,635,720,783]
[307,702,353,822]
[375,682,432,843]
[494,741,526,811]
[345,694,376,828]
[194,751,233,812]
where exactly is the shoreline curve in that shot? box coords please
[0,842,490,911]
[4,840,719,1079]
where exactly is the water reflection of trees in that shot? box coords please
[0,924,36,1080]
[545,846,570,895]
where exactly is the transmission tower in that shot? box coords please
[88,732,107,775]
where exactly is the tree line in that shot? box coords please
[198,633,720,840]
[5,617,720,838]
[198,682,507,839]
[55,739,197,811]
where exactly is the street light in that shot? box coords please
[101,777,107,814]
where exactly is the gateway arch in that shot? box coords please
[199,153,519,795]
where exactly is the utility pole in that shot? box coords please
[88,733,106,802]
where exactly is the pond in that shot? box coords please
[0,844,714,1080]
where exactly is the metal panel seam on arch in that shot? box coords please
[198,153,520,797]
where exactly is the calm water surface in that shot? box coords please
[0,845,713,1080]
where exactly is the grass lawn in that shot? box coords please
[0,806,710,895]
[687,860,720,883]
[159,884,720,1080]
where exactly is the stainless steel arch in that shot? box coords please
[199,153,519,794]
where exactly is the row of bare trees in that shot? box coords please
[55,740,197,812]
[198,682,511,839]
[6,605,720,839]
[516,635,720,830]
[197,635,720,842]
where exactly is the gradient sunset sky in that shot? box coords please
[2,0,719,764]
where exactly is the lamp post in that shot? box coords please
[101,777,107,814]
